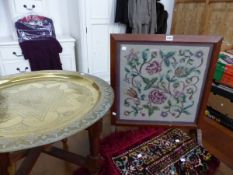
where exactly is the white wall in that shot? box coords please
[160,0,175,34]
[0,0,70,37]
[0,0,12,37]
[0,0,175,37]
[46,0,70,35]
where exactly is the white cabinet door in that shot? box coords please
[84,0,124,82]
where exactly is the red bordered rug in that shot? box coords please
[74,128,220,175]
[100,128,220,175]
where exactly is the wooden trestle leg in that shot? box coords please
[86,119,103,175]
[0,153,10,175]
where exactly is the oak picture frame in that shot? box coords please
[110,34,223,128]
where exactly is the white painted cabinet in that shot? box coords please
[72,0,125,82]
[0,0,76,76]
[1,0,125,80]
[7,0,48,18]
[0,36,76,76]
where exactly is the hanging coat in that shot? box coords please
[128,0,157,34]
[115,0,132,33]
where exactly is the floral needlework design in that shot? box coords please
[120,45,210,122]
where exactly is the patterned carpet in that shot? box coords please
[100,128,220,175]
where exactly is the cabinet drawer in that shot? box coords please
[0,46,24,60]
[0,42,74,60]
[14,0,44,14]
[60,43,75,56]
[61,56,76,71]
[2,61,31,75]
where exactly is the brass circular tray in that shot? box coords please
[0,71,113,153]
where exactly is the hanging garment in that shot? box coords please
[128,0,157,34]
[115,0,132,33]
[15,15,56,43]
[15,15,62,71]
[19,37,62,71]
[156,2,168,34]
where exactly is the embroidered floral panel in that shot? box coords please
[118,44,212,123]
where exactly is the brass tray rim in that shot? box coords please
[0,70,114,153]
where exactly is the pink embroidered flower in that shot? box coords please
[146,61,161,75]
[148,90,166,104]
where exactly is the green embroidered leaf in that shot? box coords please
[142,49,149,62]
[131,72,138,77]
[125,67,130,73]
[137,87,141,93]
[128,61,136,68]
[187,59,194,65]
[171,79,177,83]
[181,96,186,103]
[175,98,179,103]
[183,102,194,110]
[144,77,158,90]
[163,106,170,109]
[135,58,141,66]
[174,109,181,113]
[186,77,193,84]
[165,52,176,58]
[179,50,184,56]
[164,58,170,67]
[131,106,138,114]
[194,70,201,74]
[140,94,145,100]
[124,100,129,106]
[183,110,191,115]
[141,76,150,84]
[152,106,159,110]
[173,82,180,88]
[180,58,186,63]
[149,108,154,116]
[128,58,140,68]
[186,67,196,75]
[160,50,164,58]
[143,105,150,109]
[148,106,159,116]
[168,100,172,106]
[166,74,171,82]
[151,51,157,58]
[161,81,166,87]
[159,75,164,82]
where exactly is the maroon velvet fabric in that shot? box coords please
[19,38,62,71]
[99,127,166,175]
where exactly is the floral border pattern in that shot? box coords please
[119,44,210,122]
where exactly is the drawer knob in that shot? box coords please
[23,4,36,11]
[12,52,23,57]
[16,67,29,73]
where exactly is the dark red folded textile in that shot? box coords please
[19,38,62,71]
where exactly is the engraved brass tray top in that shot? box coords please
[0,71,114,153]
